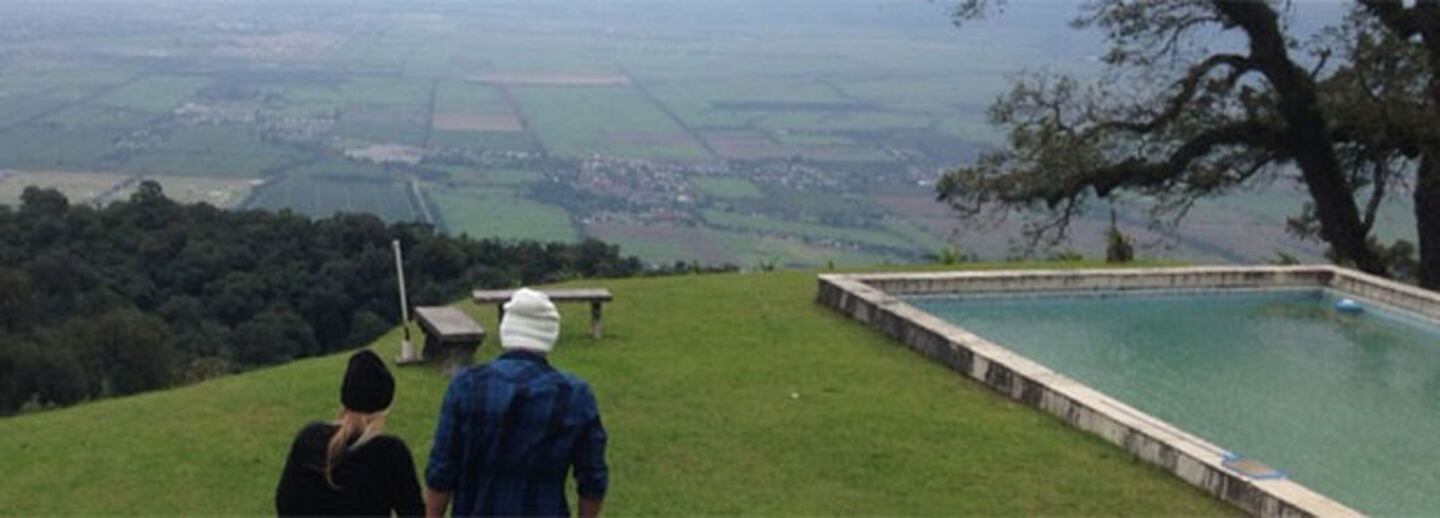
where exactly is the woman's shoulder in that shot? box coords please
[292,421,336,445]
[367,433,412,451]
[298,420,336,435]
[358,433,415,461]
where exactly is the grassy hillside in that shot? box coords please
[0,265,1233,515]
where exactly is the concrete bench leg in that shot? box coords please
[590,301,602,339]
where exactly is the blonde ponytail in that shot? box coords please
[322,409,387,488]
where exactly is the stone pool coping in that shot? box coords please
[814,265,1431,518]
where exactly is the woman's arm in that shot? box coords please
[424,487,452,518]
[274,428,311,516]
[391,440,425,517]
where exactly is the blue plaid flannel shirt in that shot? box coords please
[425,350,608,516]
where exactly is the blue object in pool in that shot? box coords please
[1336,298,1364,314]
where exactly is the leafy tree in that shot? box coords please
[0,184,645,415]
[0,268,36,332]
[1340,1,1440,288]
[0,337,29,414]
[28,345,90,408]
[85,310,176,396]
[0,337,92,412]
[346,310,391,348]
[231,309,317,366]
[939,0,1431,283]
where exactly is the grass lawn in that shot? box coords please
[0,266,1234,515]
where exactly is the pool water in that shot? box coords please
[908,288,1440,516]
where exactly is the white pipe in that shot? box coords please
[393,239,416,362]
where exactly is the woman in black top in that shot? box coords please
[276,350,423,516]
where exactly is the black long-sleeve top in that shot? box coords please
[276,422,424,517]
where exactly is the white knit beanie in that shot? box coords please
[500,288,561,353]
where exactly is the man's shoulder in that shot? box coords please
[453,356,593,393]
[554,370,593,392]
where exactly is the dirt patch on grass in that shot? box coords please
[467,73,630,86]
[432,112,524,132]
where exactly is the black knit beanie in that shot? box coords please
[341,349,394,413]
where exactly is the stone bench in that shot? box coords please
[472,288,613,339]
[413,306,486,370]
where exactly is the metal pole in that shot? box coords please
[394,239,416,362]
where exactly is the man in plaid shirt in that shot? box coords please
[424,289,608,517]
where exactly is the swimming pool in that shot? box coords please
[817,266,1440,517]
[909,288,1440,515]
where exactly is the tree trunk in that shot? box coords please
[1416,156,1440,289]
[1217,2,1390,276]
[1417,12,1440,290]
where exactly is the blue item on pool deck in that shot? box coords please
[1336,298,1363,314]
[1221,452,1287,480]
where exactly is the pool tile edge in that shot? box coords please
[816,266,1366,518]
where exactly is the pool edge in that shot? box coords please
[816,265,1372,518]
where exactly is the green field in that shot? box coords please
[42,104,156,129]
[94,75,211,113]
[0,267,1233,515]
[0,0,1367,267]
[587,222,903,267]
[430,185,576,241]
[693,176,765,200]
[285,77,431,112]
[0,127,121,170]
[0,170,131,205]
[427,129,534,152]
[136,176,260,208]
[703,209,942,252]
[285,156,395,180]
[122,127,304,177]
[427,166,539,187]
[338,106,430,146]
[512,85,711,161]
[434,80,510,113]
[250,176,418,222]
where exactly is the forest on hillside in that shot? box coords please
[0,182,644,415]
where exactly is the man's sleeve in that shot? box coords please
[571,383,609,500]
[425,375,466,492]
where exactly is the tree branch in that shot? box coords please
[1094,54,1255,134]
[1360,0,1419,38]
[1362,158,1389,233]
[970,120,1286,208]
